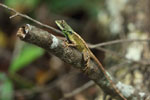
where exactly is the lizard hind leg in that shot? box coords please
[82,51,91,73]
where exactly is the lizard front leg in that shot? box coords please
[63,40,77,48]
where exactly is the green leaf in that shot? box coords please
[0,72,14,100]
[9,43,44,73]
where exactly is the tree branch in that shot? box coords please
[16,24,149,100]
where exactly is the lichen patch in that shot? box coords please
[50,35,59,49]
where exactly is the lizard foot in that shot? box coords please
[83,60,91,74]
[82,51,91,74]
[63,41,76,48]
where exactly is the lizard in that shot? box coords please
[55,20,127,100]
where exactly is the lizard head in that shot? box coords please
[55,20,74,36]
[55,20,74,42]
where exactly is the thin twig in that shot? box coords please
[62,81,95,99]
[89,39,150,48]
[9,12,19,19]
[0,3,63,35]
[94,46,150,65]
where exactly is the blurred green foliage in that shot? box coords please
[47,0,101,17]
[4,0,102,17]
[9,43,44,73]
[4,0,40,10]
[47,0,84,13]
[0,72,14,100]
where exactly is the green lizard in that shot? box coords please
[55,20,127,100]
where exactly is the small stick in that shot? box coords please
[89,39,150,48]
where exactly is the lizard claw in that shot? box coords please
[63,41,69,48]
[83,59,90,74]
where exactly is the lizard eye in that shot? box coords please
[62,30,67,33]
[62,30,73,34]
[67,30,73,34]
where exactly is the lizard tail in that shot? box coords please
[90,53,127,100]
